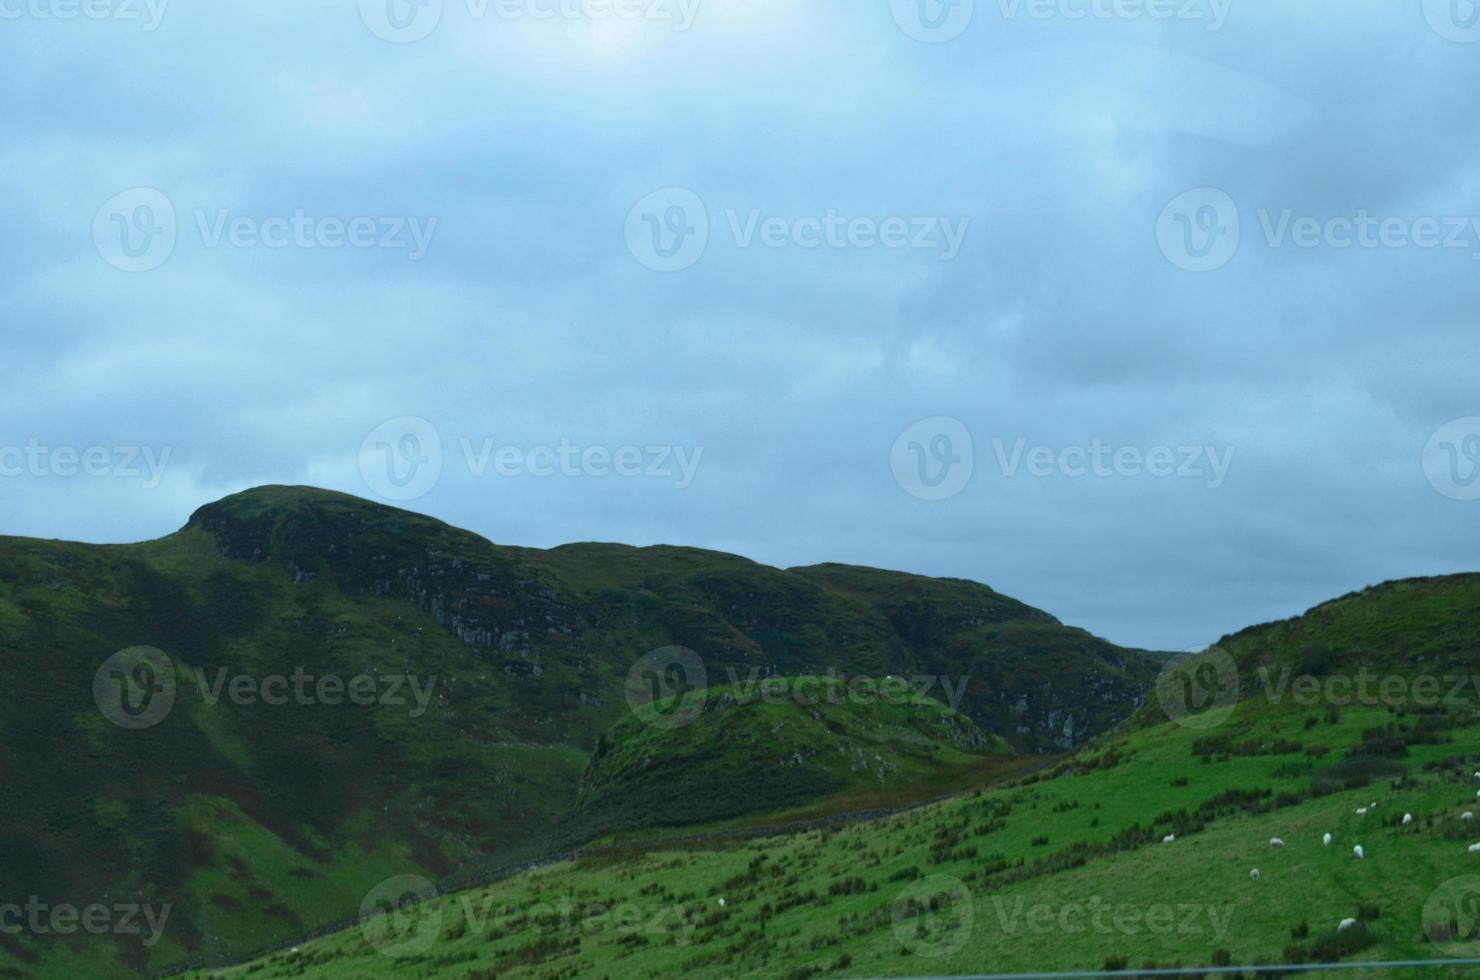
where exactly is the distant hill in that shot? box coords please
[0,486,1159,976]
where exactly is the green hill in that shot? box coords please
[0,486,1159,977]
[182,574,1480,979]
[564,676,1022,843]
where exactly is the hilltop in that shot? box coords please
[0,486,1159,977]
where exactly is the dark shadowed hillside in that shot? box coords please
[0,486,1160,976]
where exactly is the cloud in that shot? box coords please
[2,0,1477,650]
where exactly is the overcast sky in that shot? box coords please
[3,0,1478,651]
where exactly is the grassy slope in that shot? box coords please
[187,574,1480,979]
[559,677,1019,847]
[186,696,1480,980]
[0,487,1159,977]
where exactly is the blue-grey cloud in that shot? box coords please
[1,0,1477,651]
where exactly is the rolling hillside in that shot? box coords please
[182,574,1480,979]
[0,486,1159,977]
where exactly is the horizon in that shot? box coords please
[14,480,1473,655]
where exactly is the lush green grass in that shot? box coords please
[180,564,1480,978]
[557,676,1018,847]
[0,486,1160,976]
[184,692,1480,979]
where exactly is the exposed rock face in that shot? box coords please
[189,487,1161,754]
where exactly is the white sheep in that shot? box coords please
[717,898,726,908]
[1269,838,1285,849]
[1356,807,1368,815]
[1250,868,1261,880]
[1338,918,1358,931]
[1162,834,1176,844]
[1463,813,1475,822]
[1353,845,1365,860]
[1403,813,1414,826]
[1323,833,1333,846]
[1469,843,1480,854]
[1473,771,1479,780]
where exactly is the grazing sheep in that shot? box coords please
[1473,771,1480,780]
[1323,833,1333,846]
[1269,838,1285,849]
[718,898,726,908]
[1463,813,1475,822]
[1338,918,1358,931]
[1356,807,1369,815]
[1469,843,1480,854]
[1353,845,1365,860]
[1162,834,1176,844]
[1250,869,1260,880]
[1403,813,1414,826]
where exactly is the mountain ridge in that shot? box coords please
[0,484,1163,976]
